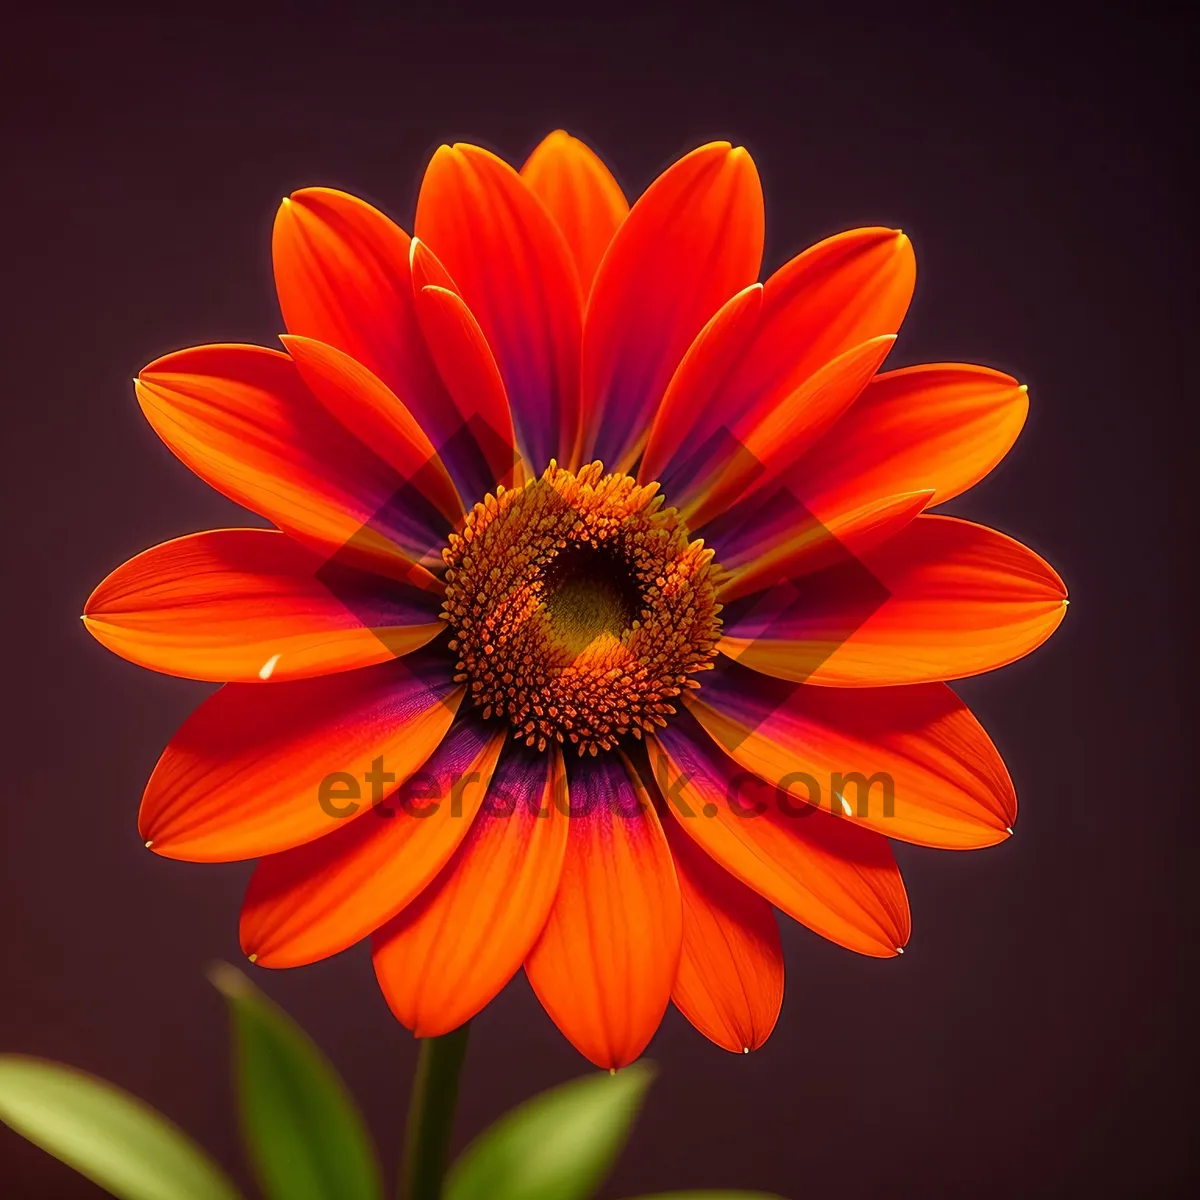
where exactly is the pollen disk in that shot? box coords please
[441,462,723,755]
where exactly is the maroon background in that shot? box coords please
[2,6,1193,1197]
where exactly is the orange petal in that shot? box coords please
[720,515,1068,686]
[715,490,934,605]
[136,344,440,590]
[240,715,504,967]
[272,189,501,492]
[282,334,463,534]
[680,335,897,528]
[411,282,523,495]
[796,363,1030,518]
[662,813,783,1053]
[525,754,682,1068]
[139,650,462,862]
[83,529,442,683]
[521,130,629,296]
[643,227,913,491]
[689,657,1016,848]
[646,710,910,957]
[415,143,582,469]
[638,284,764,487]
[372,743,568,1036]
[580,143,764,472]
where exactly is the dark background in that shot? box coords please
[2,5,1193,1197]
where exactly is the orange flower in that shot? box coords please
[84,131,1066,1069]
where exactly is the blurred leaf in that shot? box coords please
[445,1062,655,1200]
[210,962,382,1200]
[0,1054,243,1200]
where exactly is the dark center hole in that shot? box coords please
[541,543,644,656]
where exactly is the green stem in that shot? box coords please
[401,1022,471,1200]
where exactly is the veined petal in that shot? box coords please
[662,813,783,1053]
[689,657,1017,848]
[372,743,568,1036]
[680,335,897,528]
[796,363,1030,517]
[580,143,764,472]
[525,754,682,1068]
[139,650,462,861]
[411,280,523,498]
[83,529,442,683]
[415,143,582,469]
[720,515,1068,686]
[282,334,463,531]
[240,714,503,967]
[136,344,441,590]
[272,188,508,498]
[647,710,910,957]
[714,490,934,605]
[644,227,913,492]
[273,188,438,407]
[521,130,629,296]
[638,284,764,487]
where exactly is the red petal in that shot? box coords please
[273,188,504,493]
[663,814,783,1053]
[521,130,629,296]
[647,710,910,957]
[83,529,442,682]
[642,227,913,492]
[714,490,934,605]
[282,334,463,535]
[415,144,582,469]
[681,335,897,529]
[139,651,461,861]
[136,344,441,590]
[720,515,1068,686]
[372,744,568,1035]
[580,143,764,472]
[796,363,1030,518]
[240,715,504,967]
[525,754,682,1068]
[690,657,1017,848]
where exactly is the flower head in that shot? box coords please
[85,131,1066,1068]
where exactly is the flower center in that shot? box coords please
[441,462,723,754]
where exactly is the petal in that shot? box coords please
[415,144,582,469]
[713,490,934,605]
[647,709,910,957]
[282,334,464,537]
[662,813,784,1053]
[580,143,764,472]
[720,515,1068,686]
[689,657,1017,848]
[83,529,442,683]
[240,714,504,967]
[638,284,765,486]
[795,363,1030,518]
[525,754,682,1068]
[521,130,629,295]
[642,227,913,491]
[139,650,462,861]
[410,279,524,497]
[272,188,436,408]
[136,344,441,590]
[372,743,568,1036]
[679,335,897,528]
[274,187,499,483]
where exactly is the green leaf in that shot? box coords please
[210,962,382,1200]
[0,1054,243,1200]
[445,1062,655,1200]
